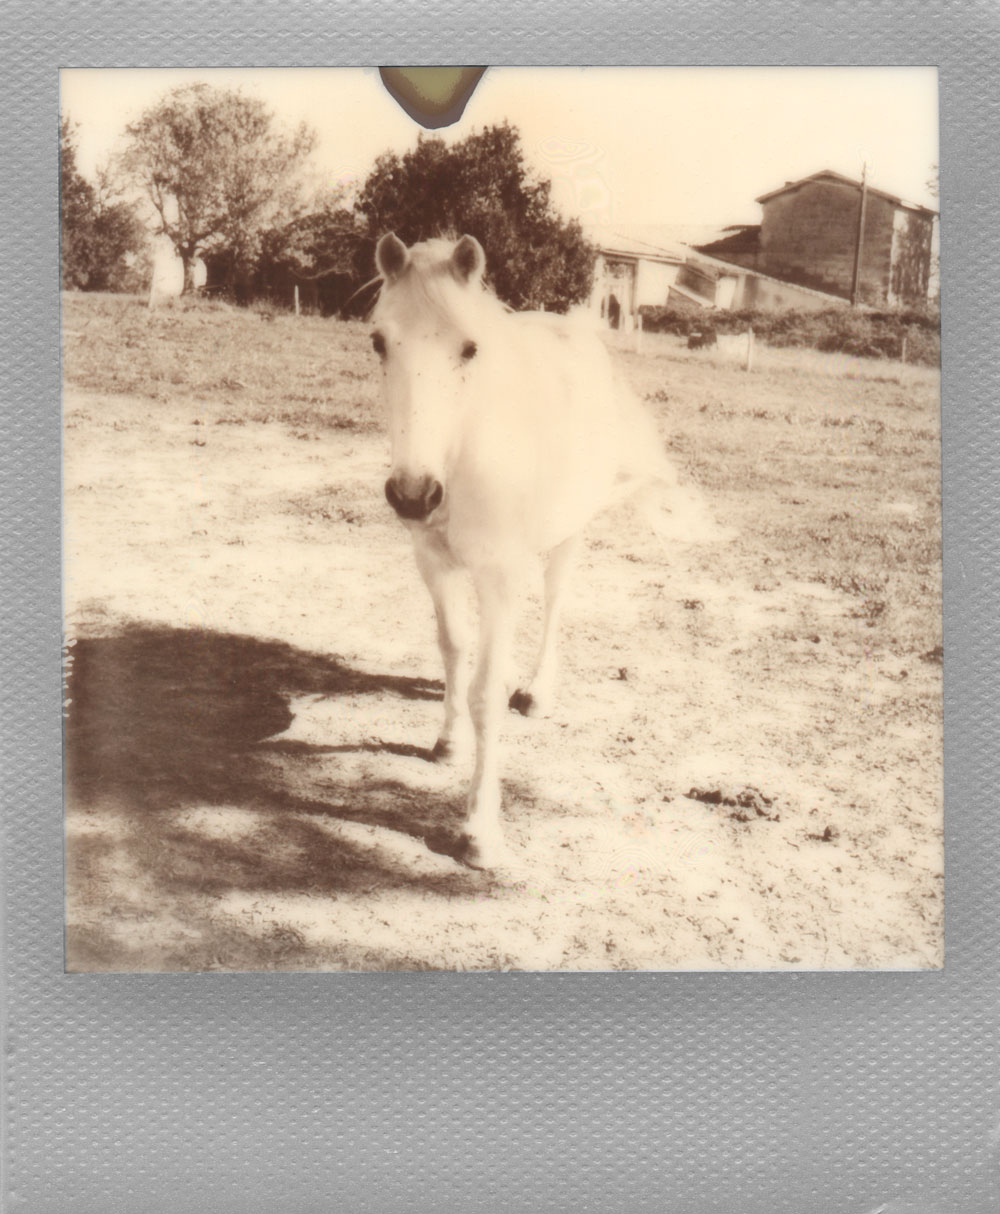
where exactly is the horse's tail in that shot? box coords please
[608,451,734,545]
[639,460,736,544]
[611,391,735,544]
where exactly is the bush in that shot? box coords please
[638,303,940,366]
[355,123,595,313]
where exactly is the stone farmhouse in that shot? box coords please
[696,170,937,306]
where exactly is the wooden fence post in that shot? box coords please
[745,326,755,372]
[294,284,300,316]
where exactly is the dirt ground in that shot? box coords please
[62,294,943,971]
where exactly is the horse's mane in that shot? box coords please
[371,239,507,332]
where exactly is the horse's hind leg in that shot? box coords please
[412,538,471,764]
[510,533,581,719]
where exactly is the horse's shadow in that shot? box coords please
[65,622,485,902]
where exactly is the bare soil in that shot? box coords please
[62,294,943,971]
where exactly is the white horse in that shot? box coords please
[372,232,719,869]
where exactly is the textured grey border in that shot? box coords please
[3,7,999,1213]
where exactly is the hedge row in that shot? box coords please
[638,304,941,366]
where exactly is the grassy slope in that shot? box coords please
[63,294,942,675]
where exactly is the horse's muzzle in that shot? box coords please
[385,474,444,521]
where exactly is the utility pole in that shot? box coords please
[850,161,869,308]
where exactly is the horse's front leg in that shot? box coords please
[463,566,518,869]
[411,534,471,763]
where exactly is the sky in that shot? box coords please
[61,67,939,231]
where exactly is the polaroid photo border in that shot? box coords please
[3,8,999,1214]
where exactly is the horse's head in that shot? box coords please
[372,232,488,523]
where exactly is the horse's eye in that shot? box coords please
[371,332,387,358]
[461,340,477,361]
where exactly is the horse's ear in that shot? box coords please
[376,233,409,282]
[451,235,486,284]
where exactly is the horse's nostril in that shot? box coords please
[385,477,403,512]
[385,475,443,520]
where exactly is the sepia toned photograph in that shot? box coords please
[61,66,942,972]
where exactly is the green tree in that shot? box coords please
[120,83,316,294]
[61,118,97,289]
[264,190,365,282]
[61,118,150,292]
[355,123,596,312]
[243,192,366,311]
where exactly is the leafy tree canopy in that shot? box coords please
[355,123,596,312]
[264,190,366,282]
[61,117,150,293]
[119,83,316,293]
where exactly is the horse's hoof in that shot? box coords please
[430,737,469,765]
[430,738,456,763]
[509,688,549,718]
[460,833,516,872]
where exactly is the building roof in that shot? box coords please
[608,222,741,248]
[589,228,686,264]
[694,225,761,257]
[755,170,937,216]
